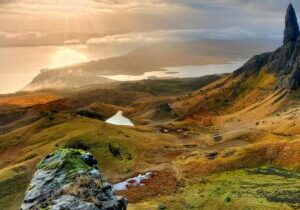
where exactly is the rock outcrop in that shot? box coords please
[284,4,299,45]
[233,4,300,90]
[21,149,127,210]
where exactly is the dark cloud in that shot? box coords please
[169,0,299,13]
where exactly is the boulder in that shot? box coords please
[21,149,127,210]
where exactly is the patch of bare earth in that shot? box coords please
[116,169,178,203]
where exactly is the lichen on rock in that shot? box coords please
[21,149,127,210]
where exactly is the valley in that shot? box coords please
[0,69,299,209]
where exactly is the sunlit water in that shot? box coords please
[0,45,132,94]
[0,43,245,94]
[103,61,245,81]
[105,111,134,126]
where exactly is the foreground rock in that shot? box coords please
[21,149,127,210]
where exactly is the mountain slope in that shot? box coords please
[169,4,300,121]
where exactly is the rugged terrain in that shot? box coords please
[21,149,127,210]
[0,4,300,210]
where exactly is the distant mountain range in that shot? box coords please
[23,38,279,91]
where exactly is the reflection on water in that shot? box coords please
[103,61,245,81]
[0,43,245,95]
[105,111,134,127]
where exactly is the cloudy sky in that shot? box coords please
[0,0,299,45]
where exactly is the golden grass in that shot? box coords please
[0,93,61,108]
[0,72,299,210]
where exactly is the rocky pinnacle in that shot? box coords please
[284,3,299,45]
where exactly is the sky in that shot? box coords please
[0,0,299,46]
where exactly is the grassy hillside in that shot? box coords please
[128,167,300,210]
[0,74,299,210]
[119,75,225,96]
[0,106,299,210]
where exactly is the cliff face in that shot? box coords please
[284,4,299,45]
[233,4,300,90]
[21,149,127,210]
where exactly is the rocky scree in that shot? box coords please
[21,149,127,210]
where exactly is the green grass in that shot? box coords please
[208,69,277,113]
[37,149,93,179]
[128,167,300,210]
[119,75,224,96]
[169,167,300,210]
[0,165,29,210]
[0,111,299,210]
[0,113,179,210]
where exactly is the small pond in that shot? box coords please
[105,111,134,127]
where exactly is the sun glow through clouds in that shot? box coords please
[51,47,89,68]
[40,0,93,13]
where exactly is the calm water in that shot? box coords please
[0,45,132,94]
[105,111,134,127]
[0,44,245,94]
[104,61,245,81]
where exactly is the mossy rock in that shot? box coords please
[21,149,127,210]
[37,149,96,179]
